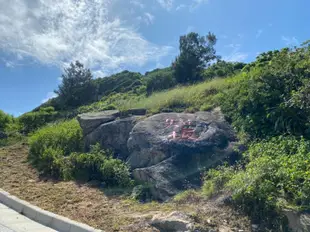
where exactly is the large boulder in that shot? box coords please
[84,116,142,159]
[78,108,237,200]
[127,108,236,169]
[283,209,310,232]
[128,108,237,200]
[77,110,120,135]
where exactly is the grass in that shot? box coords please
[0,143,251,231]
[78,74,246,115]
[119,75,245,113]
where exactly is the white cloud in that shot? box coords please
[130,0,144,9]
[190,0,209,11]
[144,12,155,25]
[256,29,263,38]
[176,4,186,11]
[224,52,248,62]
[41,92,57,103]
[157,0,174,11]
[0,0,172,76]
[281,36,299,46]
[223,43,248,62]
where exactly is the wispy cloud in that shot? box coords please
[190,0,209,11]
[223,43,248,62]
[41,92,58,104]
[0,0,172,76]
[175,0,209,12]
[176,4,186,11]
[281,36,299,46]
[256,29,263,38]
[144,12,155,25]
[130,0,144,9]
[157,0,174,11]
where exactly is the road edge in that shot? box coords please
[0,188,103,232]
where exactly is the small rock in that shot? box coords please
[150,211,194,232]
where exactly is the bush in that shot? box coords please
[219,46,310,139]
[0,110,12,132]
[145,68,176,95]
[173,189,201,203]
[203,60,245,80]
[64,146,132,187]
[28,119,83,177]
[202,165,236,198]
[29,124,132,187]
[19,107,58,133]
[203,137,310,228]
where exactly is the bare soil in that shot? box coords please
[0,143,251,231]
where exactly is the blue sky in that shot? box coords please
[0,0,309,116]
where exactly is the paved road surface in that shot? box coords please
[0,203,57,232]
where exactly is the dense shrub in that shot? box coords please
[63,145,132,187]
[203,137,310,228]
[19,107,58,133]
[0,110,12,131]
[203,60,245,80]
[219,45,310,139]
[29,123,132,187]
[28,119,83,177]
[145,68,176,95]
[94,70,143,98]
[202,165,236,198]
[55,61,96,108]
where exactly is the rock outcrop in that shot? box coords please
[77,110,120,135]
[78,108,237,200]
[150,211,194,232]
[283,209,310,232]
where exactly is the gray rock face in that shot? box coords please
[84,116,142,159]
[78,108,237,200]
[127,109,236,169]
[128,108,237,200]
[77,110,120,135]
[150,211,194,232]
[283,209,310,232]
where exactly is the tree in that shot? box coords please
[0,110,11,131]
[55,61,96,108]
[173,32,218,84]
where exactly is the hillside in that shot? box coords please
[1,37,310,231]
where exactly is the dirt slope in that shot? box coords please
[0,143,251,231]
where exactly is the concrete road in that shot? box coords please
[0,203,57,232]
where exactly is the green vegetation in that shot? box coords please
[63,144,132,187]
[173,32,218,84]
[19,107,58,134]
[2,31,310,230]
[55,61,96,108]
[0,110,12,131]
[28,119,83,177]
[28,121,132,187]
[145,67,176,95]
[203,60,245,79]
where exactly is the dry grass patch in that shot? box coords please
[0,143,251,231]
